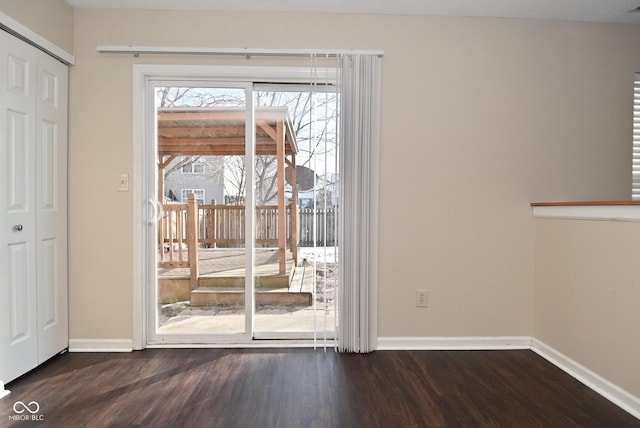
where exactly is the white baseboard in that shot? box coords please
[531,338,640,420]
[376,336,532,350]
[0,381,10,400]
[68,339,133,353]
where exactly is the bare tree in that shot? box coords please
[223,156,246,205]
[163,156,201,180]
[251,90,337,206]
[157,87,244,108]
[156,86,337,206]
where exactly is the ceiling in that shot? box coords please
[65,0,640,24]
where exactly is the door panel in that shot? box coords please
[36,49,68,363]
[40,120,58,209]
[7,53,29,97]
[39,238,58,328]
[0,30,39,383]
[151,83,252,342]
[252,86,338,339]
[7,110,30,210]
[7,242,33,342]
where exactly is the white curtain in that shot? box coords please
[338,54,382,353]
[633,73,640,200]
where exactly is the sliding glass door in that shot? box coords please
[143,71,338,345]
[149,81,253,343]
[252,85,338,340]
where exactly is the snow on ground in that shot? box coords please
[299,246,338,265]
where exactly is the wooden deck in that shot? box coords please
[157,248,311,306]
[158,247,295,279]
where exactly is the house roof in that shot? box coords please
[157,107,297,157]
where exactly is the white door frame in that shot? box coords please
[147,79,255,345]
[132,64,324,349]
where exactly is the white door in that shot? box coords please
[0,30,39,383]
[0,30,68,383]
[35,48,68,364]
[148,81,255,343]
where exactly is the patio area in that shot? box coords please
[157,247,338,336]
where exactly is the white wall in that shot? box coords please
[65,9,640,341]
[534,217,640,398]
[0,0,73,53]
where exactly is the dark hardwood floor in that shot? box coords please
[1,349,638,427]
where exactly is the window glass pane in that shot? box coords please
[253,86,338,339]
[154,85,248,339]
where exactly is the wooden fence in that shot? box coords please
[299,207,337,247]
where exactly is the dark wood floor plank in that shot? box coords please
[1,349,638,427]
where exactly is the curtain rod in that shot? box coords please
[96,46,383,58]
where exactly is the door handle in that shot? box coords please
[14,224,23,231]
[154,200,163,223]
[147,199,157,224]
[147,199,163,224]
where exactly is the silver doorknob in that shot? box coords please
[14,224,23,231]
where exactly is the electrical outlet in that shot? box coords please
[416,289,428,308]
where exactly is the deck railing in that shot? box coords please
[159,196,298,278]
[198,202,293,248]
[159,202,190,267]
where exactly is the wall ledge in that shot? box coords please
[532,202,640,222]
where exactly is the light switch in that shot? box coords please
[117,173,129,191]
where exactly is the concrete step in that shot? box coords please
[191,287,312,307]
[197,275,289,289]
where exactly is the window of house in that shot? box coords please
[181,188,205,204]
[182,163,205,174]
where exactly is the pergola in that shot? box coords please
[157,107,299,275]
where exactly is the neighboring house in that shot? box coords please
[164,157,225,205]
